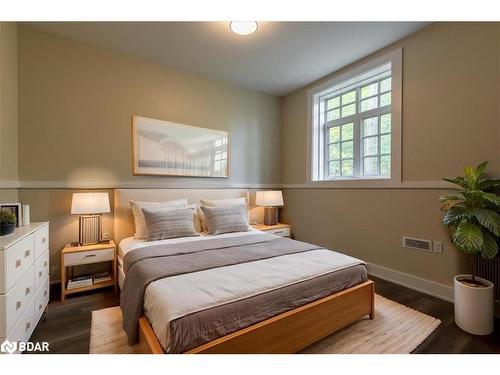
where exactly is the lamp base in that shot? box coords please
[263,207,279,226]
[79,214,102,246]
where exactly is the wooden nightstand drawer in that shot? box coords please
[252,223,291,238]
[61,240,117,302]
[64,248,114,266]
[267,227,290,238]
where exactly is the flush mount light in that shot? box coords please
[230,21,258,36]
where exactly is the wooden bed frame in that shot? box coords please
[113,190,375,354]
[136,280,375,354]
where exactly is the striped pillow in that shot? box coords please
[199,205,249,235]
[142,208,199,241]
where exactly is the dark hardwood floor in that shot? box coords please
[29,278,500,354]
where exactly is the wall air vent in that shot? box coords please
[402,236,432,252]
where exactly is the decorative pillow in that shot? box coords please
[130,199,188,238]
[199,205,250,235]
[142,208,199,241]
[198,197,247,232]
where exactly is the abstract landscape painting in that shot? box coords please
[132,115,229,177]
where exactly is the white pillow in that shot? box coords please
[198,197,247,232]
[130,199,188,238]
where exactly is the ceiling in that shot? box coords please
[25,22,429,96]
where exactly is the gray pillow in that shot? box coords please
[199,205,249,235]
[142,208,199,241]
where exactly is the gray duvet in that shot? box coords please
[120,233,367,352]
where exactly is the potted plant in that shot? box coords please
[440,161,500,335]
[0,210,17,236]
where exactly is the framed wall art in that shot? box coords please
[132,115,229,178]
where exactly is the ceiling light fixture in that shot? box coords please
[230,21,258,36]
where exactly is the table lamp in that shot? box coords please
[71,192,110,245]
[256,191,284,226]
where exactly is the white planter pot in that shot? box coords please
[454,275,494,335]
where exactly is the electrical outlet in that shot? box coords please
[102,232,111,240]
[432,241,443,253]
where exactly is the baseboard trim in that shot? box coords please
[367,262,454,303]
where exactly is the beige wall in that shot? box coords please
[17,25,282,187]
[281,22,500,288]
[15,26,281,280]
[0,22,18,202]
[9,22,500,289]
[0,188,18,203]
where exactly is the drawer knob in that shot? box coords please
[25,287,31,295]
[39,271,43,277]
[44,290,47,297]
[25,321,31,331]
[16,301,22,310]
[15,259,22,268]
[44,261,48,267]
[84,254,97,258]
[25,250,31,258]
[42,237,46,243]
[39,304,42,311]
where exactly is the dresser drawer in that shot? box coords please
[64,248,114,266]
[35,248,50,292]
[4,235,35,293]
[0,264,35,338]
[34,225,49,259]
[267,227,290,238]
[7,296,35,348]
[35,276,49,322]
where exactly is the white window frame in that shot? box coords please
[307,48,402,188]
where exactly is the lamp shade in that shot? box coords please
[255,191,284,207]
[71,192,110,215]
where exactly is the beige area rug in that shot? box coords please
[89,295,440,354]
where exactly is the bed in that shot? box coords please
[114,189,374,354]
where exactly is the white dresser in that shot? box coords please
[0,222,50,350]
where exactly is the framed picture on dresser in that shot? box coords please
[132,115,229,178]
[0,203,22,227]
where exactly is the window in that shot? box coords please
[309,49,401,185]
[212,137,228,175]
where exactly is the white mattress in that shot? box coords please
[118,230,365,352]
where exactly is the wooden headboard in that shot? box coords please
[114,188,252,244]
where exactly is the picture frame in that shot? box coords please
[0,203,22,227]
[132,115,229,178]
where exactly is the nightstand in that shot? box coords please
[252,223,291,238]
[60,240,117,302]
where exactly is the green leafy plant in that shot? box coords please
[0,210,16,225]
[440,161,500,283]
